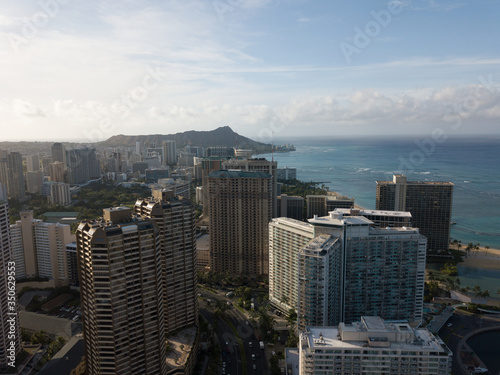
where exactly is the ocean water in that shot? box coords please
[260,136,500,249]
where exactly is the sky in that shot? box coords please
[1,0,499,143]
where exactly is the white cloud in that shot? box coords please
[12,99,46,117]
[0,1,499,140]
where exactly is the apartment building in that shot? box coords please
[77,207,168,375]
[134,192,198,334]
[207,170,272,276]
[376,174,453,254]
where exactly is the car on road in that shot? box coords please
[253,364,257,370]
[447,323,452,327]
[248,341,253,348]
[251,354,256,361]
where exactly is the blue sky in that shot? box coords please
[0,0,499,142]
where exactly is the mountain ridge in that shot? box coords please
[101,126,273,153]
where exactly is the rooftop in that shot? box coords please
[208,169,271,179]
[272,217,314,231]
[38,335,84,375]
[376,180,454,186]
[335,208,411,218]
[165,326,197,371]
[308,212,373,227]
[305,317,447,352]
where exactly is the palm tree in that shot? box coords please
[285,308,297,328]
[428,270,436,281]
[473,285,482,298]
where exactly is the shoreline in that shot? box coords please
[455,245,500,270]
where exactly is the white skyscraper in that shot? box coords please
[269,211,426,328]
[10,211,73,286]
[163,140,177,165]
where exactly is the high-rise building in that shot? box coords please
[0,183,21,368]
[223,158,278,217]
[208,170,272,276]
[66,148,101,185]
[105,152,122,174]
[376,174,453,254]
[48,182,72,206]
[269,218,313,312]
[0,152,8,194]
[195,186,203,205]
[77,207,168,375]
[306,194,355,218]
[297,235,341,328]
[10,212,36,279]
[277,167,297,181]
[26,154,40,172]
[65,242,78,286]
[163,140,177,165]
[132,161,148,174]
[145,168,170,183]
[199,157,226,215]
[10,211,73,285]
[277,194,304,220]
[26,171,43,194]
[48,161,65,183]
[206,146,234,158]
[270,211,426,328]
[6,152,25,201]
[134,192,198,334]
[299,317,452,375]
[233,149,252,158]
[51,142,66,164]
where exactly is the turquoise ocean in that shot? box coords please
[260,136,500,249]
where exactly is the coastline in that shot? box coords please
[457,246,500,270]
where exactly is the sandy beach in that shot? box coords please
[459,246,500,270]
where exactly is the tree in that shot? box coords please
[214,299,229,316]
[235,286,252,301]
[428,270,436,281]
[480,290,490,299]
[20,328,31,342]
[258,307,276,341]
[440,263,458,276]
[286,308,297,328]
[472,285,482,298]
[286,329,298,347]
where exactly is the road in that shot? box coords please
[437,309,500,375]
[200,289,268,375]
